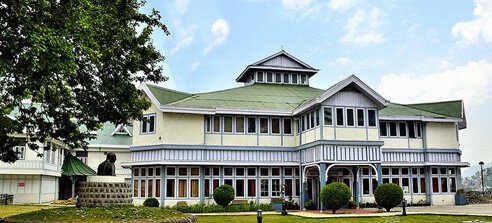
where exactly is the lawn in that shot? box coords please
[0,205,52,218]
[197,214,492,223]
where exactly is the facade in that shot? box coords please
[123,51,469,209]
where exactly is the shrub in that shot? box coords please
[374,183,404,212]
[213,184,235,207]
[304,199,316,210]
[320,182,352,214]
[143,197,160,207]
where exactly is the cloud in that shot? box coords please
[335,57,354,65]
[173,0,189,14]
[203,19,230,55]
[170,25,196,56]
[451,0,492,46]
[191,60,201,71]
[340,8,384,45]
[376,60,492,106]
[329,0,357,11]
[281,0,316,11]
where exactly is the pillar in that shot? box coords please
[319,163,327,212]
[200,166,205,204]
[160,165,165,207]
[300,165,305,210]
[425,166,432,205]
[352,166,359,208]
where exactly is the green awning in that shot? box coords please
[61,153,96,176]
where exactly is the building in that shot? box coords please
[123,50,469,209]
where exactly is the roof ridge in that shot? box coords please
[387,102,453,118]
[407,99,463,106]
[146,83,192,96]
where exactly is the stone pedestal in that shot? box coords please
[77,176,133,207]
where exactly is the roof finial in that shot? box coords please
[281,45,283,51]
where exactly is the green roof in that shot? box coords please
[62,153,96,176]
[380,101,464,119]
[147,84,192,105]
[166,83,325,111]
[87,122,132,146]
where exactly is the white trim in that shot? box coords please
[379,115,462,123]
[141,83,163,109]
[111,124,132,137]
[160,106,292,116]
[87,144,131,149]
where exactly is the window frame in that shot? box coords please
[367,109,377,127]
[141,113,156,134]
[336,107,344,126]
[356,108,365,127]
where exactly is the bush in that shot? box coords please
[213,184,235,207]
[143,197,160,207]
[374,183,403,212]
[167,202,274,213]
[320,182,352,214]
[304,199,316,210]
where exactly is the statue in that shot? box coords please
[97,152,116,176]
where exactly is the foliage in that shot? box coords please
[143,197,159,207]
[4,207,185,222]
[169,202,274,213]
[374,183,404,212]
[213,184,235,207]
[463,165,492,191]
[320,182,352,214]
[284,196,300,210]
[0,0,169,162]
[304,199,316,210]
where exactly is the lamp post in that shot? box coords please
[479,161,485,193]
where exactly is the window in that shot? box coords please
[441,177,448,193]
[236,116,245,133]
[140,180,146,197]
[324,107,333,125]
[284,179,293,196]
[412,178,419,194]
[392,168,400,175]
[315,109,320,126]
[248,179,256,197]
[379,121,387,137]
[336,108,344,126]
[310,111,315,128]
[389,122,397,137]
[275,73,282,83]
[415,122,422,138]
[178,167,187,176]
[382,168,389,175]
[190,179,199,197]
[224,116,233,133]
[260,168,268,176]
[449,178,456,192]
[213,168,220,176]
[236,179,245,197]
[133,180,139,197]
[285,168,293,176]
[205,179,210,197]
[141,114,156,134]
[205,116,211,132]
[408,121,416,138]
[260,179,269,196]
[267,72,273,82]
[399,122,407,137]
[421,178,427,193]
[283,73,289,83]
[247,117,256,134]
[402,178,410,193]
[357,109,365,127]
[257,71,264,82]
[224,167,233,176]
[271,118,280,134]
[368,110,377,127]
[300,74,307,84]
[213,116,221,133]
[346,108,355,126]
[363,178,370,195]
[291,74,298,84]
[148,179,153,197]
[271,168,280,176]
[283,118,292,134]
[236,168,245,176]
[166,167,175,176]
[260,117,269,134]
[178,180,187,197]
[247,168,256,176]
[191,167,199,176]
[271,179,281,196]
[76,151,88,164]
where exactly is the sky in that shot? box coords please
[141,0,492,168]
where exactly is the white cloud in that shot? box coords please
[340,8,385,45]
[170,26,196,56]
[335,57,354,65]
[191,60,201,71]
[203,19,230,55]
[173,0,189,14]
[282,0,316,10]
[329,0,357,11]
[280,0,327,18]
[451,0,492,46]
[376,60,492,106]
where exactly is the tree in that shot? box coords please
[0,0,169,162]
[320,182,352,214]
[374,183,403,212]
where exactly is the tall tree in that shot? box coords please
[0,0,169,162]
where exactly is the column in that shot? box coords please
[300,165,305,210]
[319,163,327,212]
[376,163,382,185]
[160,165,165,207]
[425,166,432,205]
[352,166,359,208]
[256,166,260,205]
[200,166,205,204]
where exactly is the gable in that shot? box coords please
[259,55,305,68]
[322,84,379,107]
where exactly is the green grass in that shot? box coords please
[197,214,492,223]
[0,205,53,218]
[3,207,186,223]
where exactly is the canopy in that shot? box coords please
[61,153,96,176]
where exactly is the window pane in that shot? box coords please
[247,168,256,176]
[260,179,269,196]
[310,111,315,128]
[213,179,220,190]
[148,168,154,176]
[301,74,307,84]
[382,168,389,175]
[315,109,320,126]
[224,116,233,133]
[236,168,244,176]
[432,177,439,193]
[412,178,419,193]
[441,177,448,193]
[283,73,289,83]
[247,117,256,133]
[368,110,376,126]
[401,168,409,175]
[416,122,422,137]
[166,167,175,176]
[179,167,187,176]
[148,179,153,197]
[399,122,407,137]
[191,167,199,176]
[283,118,292,134]
[205,179,210,197]
[389,122,397,136]
[432,168,438,175]
[141,118,147,133]
[392,168,399,175]
[402,178,409,193]
[191,179,199,197]
[372,179,378,194]
[257,71,264,82]
[284,179,292,197]
[224,167,233,176]
[336,108,344,126]
[213,116,221,133]
[224,179,233,186]
[408,121,416,138]
[267,72,273,82]
[380,122,387,136]
[141,168,146,176]
[392,178,400,185]
[271,179,281,196]
[206,116,211,132]
[236,117,245,133]
[271,118,280,134]
[149,115,155,132]
[440,168,447,175]
[271,168,280,176]
[260,168,269,176]
[275,73,282,83]
[346,108,354,126]
[295,179,300,196]
[421,178,427,193]
[284,168,293,176]
[248,179,256,197]
[133,180,138,197]
[292,74,298,84]
[260,117,269,133]
[213,168,220,176]
[357,109,364,126]
[324,107,333,125]
[450,178,456,192]
[412,168,418,175]
[363,179,370,195]
[156,179,161,197]
[156,168,161,176]
[178,180,187,197]
[236,179,245,197]
[140,180,146,197]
